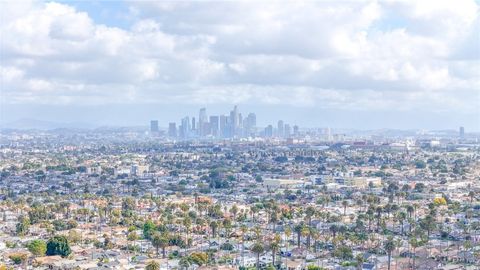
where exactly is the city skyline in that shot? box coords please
[1,1,479,131]
[156,105,301,140]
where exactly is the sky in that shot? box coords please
[0,0,479,130]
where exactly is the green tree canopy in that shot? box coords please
[46,235,71,257]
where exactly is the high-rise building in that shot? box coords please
[210,116,219,137]
[180,117,190,139]
[168,122,177,138]
[219,115,227,138]
[277,120,284,138]
[293,125,299,136]
[150,120,159,133]
[244,113,256,137]
[284,124,291,138]
[199,108,207,136]
[460,126,465,138]
[230,106,238,137]
[247,113,256,127]
[265,125,273,137]
[191,117,196,132]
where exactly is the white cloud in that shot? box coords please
[0,0,478,118]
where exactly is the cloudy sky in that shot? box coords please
[0,0,479,130]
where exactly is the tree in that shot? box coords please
[251,242,264,270]
[384,237,396,270]
[355,254,365,270]
[333,245,353,260]
[8,252,27,265]
[179,257,192,269]
[342,200,348,216]
[46,235,71,257]
[294,223,304,247]
[16,215,30,236]
[190,252,208,266]
[269,234,281,267]
[409,237,423,270]
[143,220,156,239]
[210,220,218,238]
[230,204,239,221]
[415,160,426,169]
[145,260,161,270]
[151,233,169,258]
[27,239,47,257]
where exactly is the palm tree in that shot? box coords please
[230,204,239,221]
[342,200,348,216]
[396,211,407,235]
[240,224,248,267]
[183,217,192,246]
[145,260,160,270]
[305,206,315,244]
[409,237,423,270]
[251,242,265,270]
[294,223,304,247]
[151,233,169,258]
[384,237,396,270]
[269,234,281,267]
[209,220,218,238]
[284,226,292,267]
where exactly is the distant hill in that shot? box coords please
[1,118,95,130]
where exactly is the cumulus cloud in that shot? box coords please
[0,0,479,117]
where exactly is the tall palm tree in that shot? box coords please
[209,220,218,238]
[151,232,169,258]
[396,211,407,235]
[409,237,423,270]
[294,223,304,247]
[269,234,281,267]
[251,242,265,270]
[240,224,248,267]
[284,226,292,267]
[384,237,396,270]
[342,200,348,216]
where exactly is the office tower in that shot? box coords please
[180,117,190,139]
[178,125,185,139]
[199,108,207,136]
[202,122,211,137]
[265,125,273,137]
[230,106,238,137]
[191,117,196,132]
[150,120,159,133]
[219,115,227,138]
[247,113,256,127]
[233,105,239,127]
[460,126,465,138]
[277,120,284,138]
[293,125,299,136]
[284,124,291,138]
[210,116,219,137]
[168,122,177,138]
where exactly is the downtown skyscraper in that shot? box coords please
[159,105,297,141]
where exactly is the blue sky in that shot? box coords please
[1,0,479,130]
